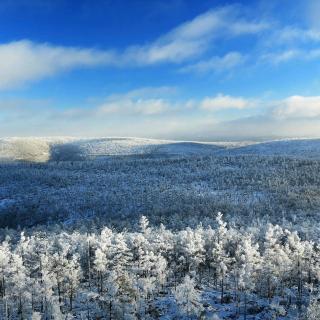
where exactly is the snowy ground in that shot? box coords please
[155,289,299,320]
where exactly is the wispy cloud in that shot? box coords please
[261,49,302,64]
[261,48,320,64]
[274,27,320,44]
[97,98,170,116]
[106,86,177,100]
[123,6,268,65]
[0,40,115,89]
[200,94,253,111]
[181,52,246,74]
[95,87,178,116]
[76,92,255,117]
[0,5,270,90]
[55,87,178,119]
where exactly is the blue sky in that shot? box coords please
[1,0,320,139]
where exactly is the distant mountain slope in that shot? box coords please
[219,139,320,158]
[0,137,234,162]
[152,142,224,156]
[0,138,50,162]
[1,137,320,162]
[0,137,75,162]
[49,138,166,161]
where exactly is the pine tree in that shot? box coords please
[139,215,150,235]
[9,253,31,320]
[65,255,81,311]
[174,275,203,317]
[211,213,232,303]
[235,236,261,319]
[0,240,11,320]
[105,271,119,320]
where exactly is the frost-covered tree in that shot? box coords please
[104,271,119,319]
[0,240,12,320]
[9,253,31,319]
[262,224,291,301]
[211,213,232,303]
[0,214,319,319]
[31,311,42,320]
[174,275,203,317]
[65,255,81,311]
[139,215,150,235]
[235,236,261,319]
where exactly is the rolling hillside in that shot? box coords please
[1,137,320,162]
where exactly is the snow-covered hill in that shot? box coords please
[0,137,240,162]
[1,137,320,162]
[0,137,75,162]
[221,138,320,158]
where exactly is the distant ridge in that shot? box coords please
[1,137,320,162]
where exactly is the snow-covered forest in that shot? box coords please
[1,138,320,319]
[1,214,320,319]
[3,0,320,317]
[1,141,320,235]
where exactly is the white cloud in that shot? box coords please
[0,40,115,89]
[228,20,269,35]
[261,50,302,64]
[94,87,176,116]
[124,7,225,64]
[3,91,320,139]
[181,52,245,74]
[0,6,271,90]
[97,92,254,116]
[134,99,169,115]
[90,92,254,117]
[200,94,252,111]
[275,27,320,43]
[261,48,320,64]
[56,91,253,120]
[124,6,268,65]
[98,98,170,116]
[273,95,320,119]
[121,86,177,99]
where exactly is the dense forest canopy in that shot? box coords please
[1,153,320,238]
[1,138,320,319]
